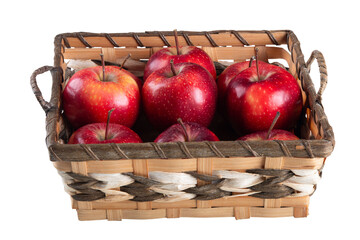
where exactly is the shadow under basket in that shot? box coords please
[31,30,334,220]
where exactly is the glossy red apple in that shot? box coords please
[154,119,219,143]
[226,59,302,135]
[217,58,262,108]
[63,64,141,129]
[68,123,142,144]
[143,31,216,80]
[238,129,299,141]
[142,61,217,130]
[68,108,142,144]
[238,112,299,141]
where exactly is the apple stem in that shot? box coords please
[174,29,180,55]
[266,111,281,140]
[255,48,260,80]
[105,108,115,141]
[100,53,106,81]
[170,59,177,76]
[120,54,131,70]
[177,118,190,142]
[249,56,256,68]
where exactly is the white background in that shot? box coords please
[1,0,358,239]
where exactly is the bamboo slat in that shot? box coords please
[73,196,309,210]
[264,157,283,209]
[76,206,299,220]
[53,157,324,174]
[62,31,288,48]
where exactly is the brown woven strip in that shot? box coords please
[186,171,221,182]
[252,184,293,194]
[274,140,292,157]
[80,144,100,160]
[205,32,219,47]
[121,185,157,197]
[71,189,105,201]
[110,143,129,159]
[182,32,194,46]
[157,32,171,47]
[132,194,164,202]
[104,33,120,47]
[246,169,292,177]
[132,33,144,47]
[194,191,231,200]
[251,188,294,199]
[264,30,280,45]
[122,173,160,187]
[150,142,167,159]
[251,172,294,189]
[205,141,225,158]
[48,146,62,161]
[177,142,194,158]
[68,181,97,190]
[250,171,295,199]
[65,172,97,182]
[76,33,92,48]
[62,35,71,48]
[185,182,231,200]
[231,31,250,45]
[301,140,315,158]
[236,141,261,157]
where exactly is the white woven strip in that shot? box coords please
[149,171,197,185]
[57,170,75,184]
[219,187,252,193]
[213,170,261,179]
[150,184,195,194]
[287,171,321,185]
[147,172,197,201]
[89,173,134,190]
[291,169,318,176]
[100,189,134,201]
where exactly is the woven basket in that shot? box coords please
[31,30,334,220]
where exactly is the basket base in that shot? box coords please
[76,206,309,221]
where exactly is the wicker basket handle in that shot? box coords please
[305,50,328,102]
[30,65,56,113]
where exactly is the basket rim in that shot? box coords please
[48,139,333,162]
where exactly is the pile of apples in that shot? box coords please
[63,31,302,145]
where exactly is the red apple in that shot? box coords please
[238,129,299,141]
[226,60,302,135]
[217,58,263,108]
[143,31,216,80]
[68,123,142,144]
[63,65,141,129]
[142,61,217,130]
[154,119,219,143]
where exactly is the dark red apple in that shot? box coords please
[154,119,219,143]
[238,112,299,141]
[143,31,216,80]
[142,61,217,130]
[68,123,142,144]
[63,65,141,129]
[226,61,302,135]
[217,58,262,108]
[238,129,299,141]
